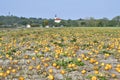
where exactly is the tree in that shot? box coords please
[0,22,4,25]
[112,16,120,27]
[19,20,28,25]
[80,21,86,26]
[97,21,104,27]
[42,20,48,27]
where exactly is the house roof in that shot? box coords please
[55,18,61,20]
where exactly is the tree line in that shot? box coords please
[0,15,120,28]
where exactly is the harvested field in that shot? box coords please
[0,27,120,80]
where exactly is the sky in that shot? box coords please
[0,0,120,20]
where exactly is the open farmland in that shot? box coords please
[0,27,120,80]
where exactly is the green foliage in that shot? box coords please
[55,58,85,68]
[99,76,107,80]
[70,38,77,42]
[0,15,120,28]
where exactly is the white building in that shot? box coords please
[54,17,61,23]
[45,25,49,28]
[26,24,31,28]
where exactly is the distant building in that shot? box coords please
[45,25,49,28]
[54,15,61,23]
[26,24,31,28]
[54,18,61,23]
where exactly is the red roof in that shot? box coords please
[55,18,61,20]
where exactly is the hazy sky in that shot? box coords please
[0,0,120,19]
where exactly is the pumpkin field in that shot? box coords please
[0,27,120,80]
